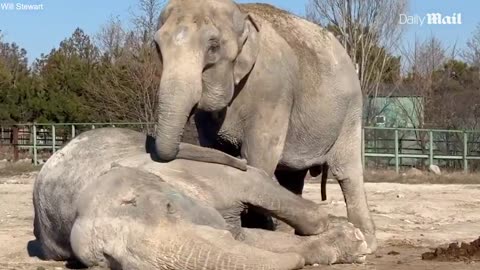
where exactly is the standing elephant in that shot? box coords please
[153,0,376,249]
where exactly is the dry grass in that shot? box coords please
[0,162,41,178]
[364,169,480,185]
[0,145,32,161]
[306,168,480,185]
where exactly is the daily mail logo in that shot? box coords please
[399,13,462,26]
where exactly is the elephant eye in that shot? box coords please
[209,45,220,54]
[166,202,176,214]
[207,38,220,54]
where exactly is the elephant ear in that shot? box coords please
[233,14,260,85]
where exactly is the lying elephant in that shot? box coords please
[33,128,369,269]
[152,0,376,250]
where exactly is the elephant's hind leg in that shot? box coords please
[328,122,377,251]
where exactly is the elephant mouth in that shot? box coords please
[188,104,198,119]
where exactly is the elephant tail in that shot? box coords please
[320,164,329,201]
[310,164,329,201]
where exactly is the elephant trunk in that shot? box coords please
[155,71,202,162]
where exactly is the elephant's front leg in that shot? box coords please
[238,105,296,229]
[239,98,295,176]
[239,223,370,266]
[240,168,329,235]
[240,113,328,233]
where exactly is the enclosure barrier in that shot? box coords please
[362,127,480,173]
[0,122,155,166]
[1,123,480,173]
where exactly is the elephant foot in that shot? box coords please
[303,223,371,265]
[293,204,330,236]
[364,232,378,253]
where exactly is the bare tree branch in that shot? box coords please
[462,23,480,68]
[87,0,165,133]
[130,0,166,45]
[306,0,407,125]
[96,16,126,63]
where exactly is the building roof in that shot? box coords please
[366,83,424,98]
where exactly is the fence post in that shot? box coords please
[394,129,399,174]
[33,124,37,166]
[429,130,434,166]
[91,125,96,130]
[361,127,365,169]
[52,125,56,153]
[464,131,468,173]
[12,126,19,162]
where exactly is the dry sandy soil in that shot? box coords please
[0,171,480,270]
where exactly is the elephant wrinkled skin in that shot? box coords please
[153,0,376,250]
[33,128,369,269]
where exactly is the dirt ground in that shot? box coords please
[1,171,480,270]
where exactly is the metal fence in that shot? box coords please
[1,123,480,173]
[0,123,154,165]
[362,127,480,173]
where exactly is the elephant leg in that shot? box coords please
[328,124,377,251]
[240,168,328,236]
[274,169,307,232]
[240,95,293,176]
[239,107,290,230]
[239,222,370,265]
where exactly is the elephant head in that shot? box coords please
[153,0,260,161]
